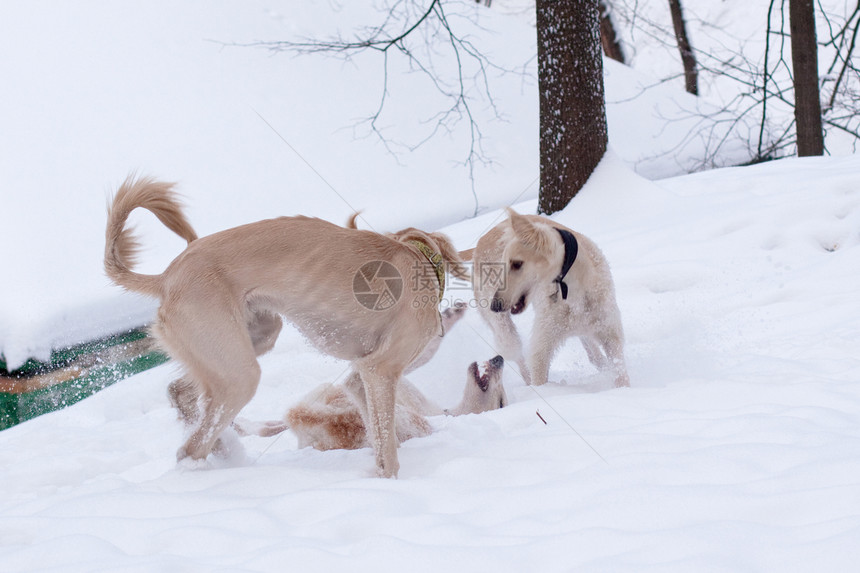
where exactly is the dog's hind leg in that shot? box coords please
[157,301,263,462]
[581,337,609,370]
[596,326,629,388]
[222,311,287,441]
[164,310,279,432]
[179,355,261,461]
[167,376,200,425]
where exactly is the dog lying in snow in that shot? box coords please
[462,208,629,388]
[234,355,507,450]
[104,176,468,477]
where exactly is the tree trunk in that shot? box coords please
[668,0,698,96]
[599,1,625,63]
[789,0,824,156]
[536,0,608,215]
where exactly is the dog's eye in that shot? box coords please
[510,260,523,271]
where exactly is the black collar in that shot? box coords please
[554,228,578,300]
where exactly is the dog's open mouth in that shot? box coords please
[510,294,527,315]
[473,355,505,391]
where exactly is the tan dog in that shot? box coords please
[234,356,507,450]
[104,176,466,477]
[466,209,629,388]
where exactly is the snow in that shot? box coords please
[2,2,860,571]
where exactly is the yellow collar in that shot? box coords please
[408,239,445,298]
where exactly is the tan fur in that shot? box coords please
[166,376,200,425]
[345,212,361,230]
[104,176,466,477]
[471,209,630,388]
[104,175,198,297]
[287,399,369,451]
[234,357,508,450]
[347,215,470,282]
[458,247,475,262]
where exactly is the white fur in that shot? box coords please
[467,209,629,388]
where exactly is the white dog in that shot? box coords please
[235,355,507,451]
[465,208,629,388]
[104,176,467,477]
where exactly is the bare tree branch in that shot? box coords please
[234,0,515,216]
[608,0,859,167]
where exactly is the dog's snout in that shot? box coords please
[490,297,505,313]
[489,355,504,369]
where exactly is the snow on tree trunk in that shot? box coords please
[537,0,608,215]
[599,1,625,63]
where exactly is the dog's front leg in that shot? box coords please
[357,365,400,478]
[527,312,567,386]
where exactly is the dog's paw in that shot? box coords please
[210,431,248,467]
[175,452,210,471]
[441,301,468,328]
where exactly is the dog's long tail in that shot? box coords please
[104,175,198,297]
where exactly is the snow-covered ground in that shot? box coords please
[2,2,860,571]
[3,151,860,571]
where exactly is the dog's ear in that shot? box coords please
[506,208,552,254]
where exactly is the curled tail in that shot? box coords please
[104,175,198,297]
